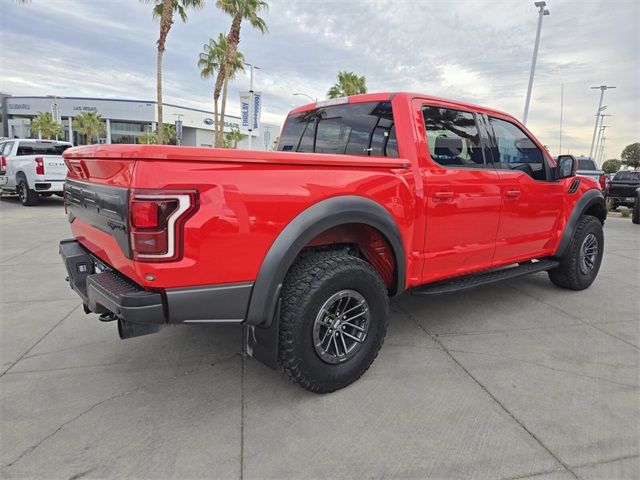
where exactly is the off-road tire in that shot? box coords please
[548,215,603,290]
[17,178,39,206]
[633,194,639,224]
[278,250,389,393]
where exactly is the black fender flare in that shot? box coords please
[555,189,606,258]
[245,195,406,369]
[245,195,406,328]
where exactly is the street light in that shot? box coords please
[588,85,616,159]
[243,62,261,150]
[522,1,550,125]
[293,92,317,103]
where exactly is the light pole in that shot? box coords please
[244,62,261,150]
[588,85,616,159]
[523,1,550,125]
[598,135,607,164]
[293,92,317,103]
[594,112,611,165]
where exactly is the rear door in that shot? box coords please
[420,103,502,283]
[485,115,564,264]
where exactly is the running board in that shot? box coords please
[412,259,560,296]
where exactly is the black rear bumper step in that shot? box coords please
[412,259,560,296]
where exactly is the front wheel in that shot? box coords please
[278,250,389,393]
[548,215,604,290]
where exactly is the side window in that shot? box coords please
[2,141,14,156]
[488,117,547,181]
[422,106,485,168]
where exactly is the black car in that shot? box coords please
[607,170,640,209]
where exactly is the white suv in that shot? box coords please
[0,139,72,206]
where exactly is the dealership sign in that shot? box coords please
[239,91,262,134]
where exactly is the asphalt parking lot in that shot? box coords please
[0,195,638,480]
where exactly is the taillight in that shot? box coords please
[129,189,198,262]
[35,157,45,175]
[0,156,6,174]
[598,174,607,191]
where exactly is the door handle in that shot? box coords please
[505,189,521,199]
[433,190,454,201]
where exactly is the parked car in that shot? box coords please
[606,170,640,209]
[59,92,606,393]
[0,139,72,205]
[570,156,607,191]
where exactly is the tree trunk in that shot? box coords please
[213,92,219,147]
[156,0,174,145]
[214,13,242,147]
[220,77,229,148]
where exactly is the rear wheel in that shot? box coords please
[278,250,389,393]
[548,215,603,290]
[17,178,39,206]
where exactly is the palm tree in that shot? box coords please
[72,112,107,145]
[214,0,268,147]
[327,71,367,98]
[224,128,246,149]
[144,0,204,144]
[30,112,62,140]
[199,34,244,147]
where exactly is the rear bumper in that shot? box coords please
[59,239,253,325]
[35,180,64,193]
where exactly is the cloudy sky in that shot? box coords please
[1,0,638,159]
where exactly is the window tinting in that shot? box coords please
[488,117,546,180]
[578,159,597,170]
[614,171,631,181]
[16,142,71,156]
[277,101,398,157]
[422,107,484,168]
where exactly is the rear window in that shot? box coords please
[277,101,398,157]
[16,142,71,156]
[578,159,597,170]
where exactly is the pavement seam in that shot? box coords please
[508,284,639,351]
[0,239,56,265]
[240,352,246,480]
[501,452,640,480]
[396,302,579,480]
[1,353,239,470]
[0,302,81,377]
[447,348,639,389]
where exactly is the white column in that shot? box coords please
[68,117,73,144]
[106,118,112,144]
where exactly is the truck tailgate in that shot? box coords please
[64,156,139,282]
[42,155,68,180]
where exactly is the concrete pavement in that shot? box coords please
[1,195,638,479]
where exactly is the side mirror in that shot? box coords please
[556,155,577,180]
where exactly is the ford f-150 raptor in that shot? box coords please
[59,92,606,393]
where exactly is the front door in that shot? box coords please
[485,115,564,264]
[420,105,502,283]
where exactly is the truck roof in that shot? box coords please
[288,91,512,119]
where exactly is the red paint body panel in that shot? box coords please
[63,92,596,293]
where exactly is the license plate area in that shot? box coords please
[92,257,112,275]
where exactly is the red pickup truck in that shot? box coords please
[59,92,606,393]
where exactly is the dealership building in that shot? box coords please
[0,94,280,150]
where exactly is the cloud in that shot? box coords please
[1,0,638,158]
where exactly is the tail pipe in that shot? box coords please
[117,319,161,339]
